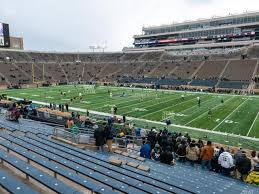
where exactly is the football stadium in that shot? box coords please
[0,1,259,194]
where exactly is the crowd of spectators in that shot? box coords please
[138,127,259,183]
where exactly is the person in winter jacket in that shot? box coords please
[104,123,113,152]
[176,140,187,163]
[140,141,151,159]
[235,151,252,181]
[151,144,161,161]
[94,124,106,152]
[200,141,214,170]
[160,146,175,165]
[218,150,234,176]
[186,140,200,166]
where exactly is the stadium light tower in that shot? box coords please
[100,41,107,52]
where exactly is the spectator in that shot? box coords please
[140,141,151,159]
[76,112,80,119]
[218,149,234,176]
[94,124,106,152]
[66,118,74,129]
[65,103,69,112]
[140,128,147,144]
[104,123,113,152]
[147,128,157,149]
[122,115,126,123]
[160,146,175,165]
[151,144,161,161]
[211,147,223,172]
[186,140,200,166]
[176,140,187,163]
[250,151,259,171]
[200,141,214,170]
[71,112,75,119]
[235,151,252,181]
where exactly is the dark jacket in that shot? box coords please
[105,126,113,140]
[94,127,106,146]
[160,150,173,165]
[236,155,251,174]
[147,131,156,148]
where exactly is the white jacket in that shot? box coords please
[218,152,234,169]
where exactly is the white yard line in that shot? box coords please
[246,112,259,136]
[161,95,214,122]
[122,93,187,115]
[139,94,197,118]
[8,96,259,142]
[184,96,234,126]
[212,98,249,131]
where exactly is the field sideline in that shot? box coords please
[1,85,259,140]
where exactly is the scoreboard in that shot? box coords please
[0,23,10,47]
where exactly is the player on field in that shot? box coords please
[181,94,185,100]
[197,97,201,107]
[221,98,224,103]
[208,108,212,118]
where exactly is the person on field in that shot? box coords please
[200,141,214,170]
[208,108,212,118]
[197,97,201,107]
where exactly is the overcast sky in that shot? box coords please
[0,0,258,52]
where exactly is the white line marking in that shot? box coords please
[247,112,259,136]
[139,94,196,118]
[123,93,186,115]
[184,96,234,126]
[212,98,249,131]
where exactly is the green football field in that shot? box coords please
[1,85,259,149]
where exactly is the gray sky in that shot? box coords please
[0,0,258,52]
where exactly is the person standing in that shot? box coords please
[113,105,117,114]
[105,123,113,152]
[235,151,252,181]
[200,141,214,170]
[94,124,106,152]
[218,150,234,176]
[186,140,200,166]
[65,103,69,112]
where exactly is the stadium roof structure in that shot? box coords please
[142,11,259,31]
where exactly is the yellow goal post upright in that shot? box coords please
[31,63,45,84]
